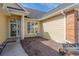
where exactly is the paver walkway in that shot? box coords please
[1,41,28,56]
[21,37,63,56]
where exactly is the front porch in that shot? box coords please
[1,40,28,56]
[3,14,25,43]
[0,6,26,54]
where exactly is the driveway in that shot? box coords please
[1,40,28,56]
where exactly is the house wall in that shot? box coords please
[0,10,8,44]
[66,10,78,43]
[24,18,40,37]
[40,14,65,43]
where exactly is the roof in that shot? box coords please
[2,3,78,20]
[39,3,74,20]
[25,7,47,19]
[43,3,73,17]
[23,3,75,20]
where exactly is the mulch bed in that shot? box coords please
[20,37,62,56]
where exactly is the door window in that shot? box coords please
[10,24,16,37]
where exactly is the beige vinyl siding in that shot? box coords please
[40,14,66,43]
[0,10,8,44]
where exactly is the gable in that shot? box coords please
[5,3,24,11]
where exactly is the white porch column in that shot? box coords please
[21,14,24,39]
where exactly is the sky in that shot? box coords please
[22,3,61,12]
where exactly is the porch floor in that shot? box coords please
[1,40,28,56]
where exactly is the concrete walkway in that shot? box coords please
[1,41,28,56]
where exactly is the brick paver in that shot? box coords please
[21,37,63,56]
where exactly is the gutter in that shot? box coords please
[61,11,67,43]
[39,3,78,21]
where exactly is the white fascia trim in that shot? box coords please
[2,3,7,9]
[39,3,78,21]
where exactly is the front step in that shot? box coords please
[7,38,18,43]
[0,46,3,49]
[7,39,16,43]
[0,38,18,54]
[0,41,7,54]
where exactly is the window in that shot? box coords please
[27,22,30,33]
[30,23,34,33]
[27,22,38,33]
[35,27,38,33]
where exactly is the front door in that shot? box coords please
[9,20,20,38]
[10,23,17,37]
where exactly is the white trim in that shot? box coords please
[21,15,24,39]
[9,22,17,38]
[77,13,79,43]
[9,20,20,38]
[64,13,67,43]
[16,20,20,38]
[61,11,67,43]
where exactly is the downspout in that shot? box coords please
[61,11,67,43]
